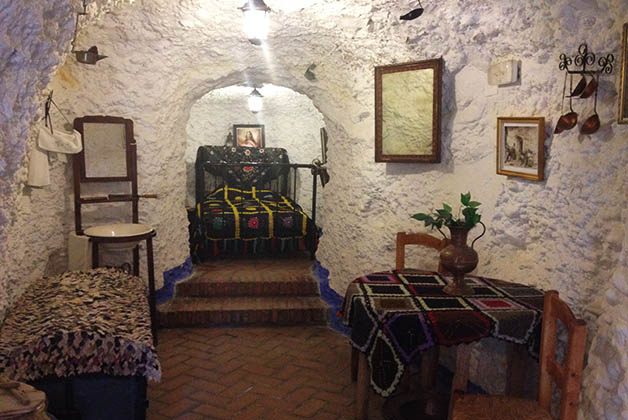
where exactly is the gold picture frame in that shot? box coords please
[496,117,545,181]
[233,124,265,148]
[375,59,442,163]
[618,23,628,124]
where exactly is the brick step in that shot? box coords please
[176,273,319,297]
[158,296,329,328]
[176,258,319,297]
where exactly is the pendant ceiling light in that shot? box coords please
[240,0,271,45]
[248,88,264,113]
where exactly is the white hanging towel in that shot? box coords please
[27,141,51,187]
[68,232,92,271]
[26,122,82,188]
[37,122,82,154]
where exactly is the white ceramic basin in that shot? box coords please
[84,223,153,251]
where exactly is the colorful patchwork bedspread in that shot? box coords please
[190,186,317,258]
[341,270,544,396]
[0,268,161,382]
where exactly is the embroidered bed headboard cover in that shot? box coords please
[196,145,290,191]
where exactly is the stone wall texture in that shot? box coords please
[1,0,627,418]
[0,0,77,321]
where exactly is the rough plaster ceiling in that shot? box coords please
[0,1,627,418]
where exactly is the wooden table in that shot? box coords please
[341,269,544,420]
[90,230,158,344]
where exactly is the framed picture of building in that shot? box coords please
[496,117,545,181]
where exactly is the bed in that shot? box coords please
[0,268,160,420]
[189,145,321,262]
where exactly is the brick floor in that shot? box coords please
[148,326,385,420]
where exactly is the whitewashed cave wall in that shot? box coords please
[0,1,627,418]
[0,0,77,321]
[185,84,326,219]
[582,209,628,419]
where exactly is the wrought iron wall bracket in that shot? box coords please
[559,43,614,75]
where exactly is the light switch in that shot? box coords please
[488,60,520,86]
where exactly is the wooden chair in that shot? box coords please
[395,231,447,271]
[449,290,587,420]
[350,231,447,381]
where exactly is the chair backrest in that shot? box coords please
[538,290,587,420]
[395,232,447,270]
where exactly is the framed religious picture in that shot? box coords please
[618,23,628,124]
[375,58,442,163]
[496,117,545,181]
[233,124,265,148]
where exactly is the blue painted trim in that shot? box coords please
[313,260,351,336]
[155,257,193,304]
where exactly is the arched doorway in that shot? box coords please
[185,83,327,224]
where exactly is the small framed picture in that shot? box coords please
[233,124,265,148]
[496,117,545,181]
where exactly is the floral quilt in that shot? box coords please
[189,186,318,259]
[198,186,309,240]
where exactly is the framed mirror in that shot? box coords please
[375,58,442,163]
[74,116,134,182]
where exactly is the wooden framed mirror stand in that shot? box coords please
[72,116,138,235]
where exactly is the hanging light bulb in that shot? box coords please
[240,0,271,45]
[248,88,264,113]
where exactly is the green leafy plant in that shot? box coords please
[411,192,482,231]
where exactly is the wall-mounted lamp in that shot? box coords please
[71,0,108,64]
[304,64,317,81]
[239,0,271,45]
[248,88,264,113]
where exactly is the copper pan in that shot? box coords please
[580,79,600,135]
[579,75,598,99]
[569,74,587,97]
[555,75,578,133]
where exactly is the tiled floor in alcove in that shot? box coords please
[148,326,386,420]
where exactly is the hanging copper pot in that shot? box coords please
[579,75,598,99]
[581,79,600,135]
[569,74,587,97]
[555,75,578,133]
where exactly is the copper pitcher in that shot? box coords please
[440,221,486,296]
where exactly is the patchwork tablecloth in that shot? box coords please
[341,270,544,396]
[0,268,161,382]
